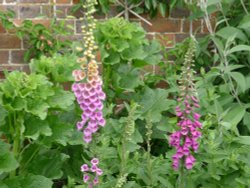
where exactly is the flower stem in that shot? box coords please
[178,160,185,188]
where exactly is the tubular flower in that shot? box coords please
[72,0,105,186]
[71,0,105,144]
[80,158,103,187]
[169,37,202,170]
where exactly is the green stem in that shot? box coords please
[10,112,20,178]
[146,140,152,187]
[178,160,185,188]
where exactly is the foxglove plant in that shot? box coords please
[169,37,202,171]
[71,0,105,186]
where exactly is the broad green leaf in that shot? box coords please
[26,99,49,120]
[216,27,247,41]
[0,141,19,174]
[229,72,246,92]
[228,45,250,54]
[24,116,52,140]
[137,87,176,122]
[47,88,75,110]
[158,3,167,17]
[4,174,53,188]
[243,112,250,131]
[27,150,69,179]
[223,103,245,133]
[234,136,250,145]
[239,15,250,29]
[43,116,73,146]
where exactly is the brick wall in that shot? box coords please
[0,0,208,75]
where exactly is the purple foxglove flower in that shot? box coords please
[83,135,92,143]
[194,120,202,128]
[185,136,192,147]
[180,127,189,135]
[93,177,99,185]
[77,121,84,131]
[91,158,99,165]
[81,164,89,172]
[176,147,184,158]
[193,112,201,120]
[91,165,97,172]
[185,155,196,169]
[182,146,190,155]
[96,168,103,176]
[98,118,106,127]
[83,174,90,183]
[192,141,199,152]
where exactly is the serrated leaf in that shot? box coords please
[47,88,75,110]
[24,116,52,140]
[0,141,19,174]
[4,174,53,188]
[137,87,175,122]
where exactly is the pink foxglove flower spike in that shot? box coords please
[72,0,104,186]
[169,37,202,170]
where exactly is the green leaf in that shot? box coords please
[216,27,247,41]
[234,136,250,145]
[24,116,52,140]
[228,45,250,54]
[42,116,74,146]
[229,72,246,92]
[26,99,49,120]
[239,15,250,29]
[0,141,19,174]
[27,150,69,179]
[158,3,167,17]
[222,103,245,133]
[137,87,176,122]
[243,112,250,131]
[47,88,75,110]
[4,174,53,188]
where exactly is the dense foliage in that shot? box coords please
[0,1,250,188]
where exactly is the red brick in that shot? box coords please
[0,65,23,72]
[13,19,51,27]
[142,18,181,33]
[11,50,26,64]
[183,20,202,33]
[19,5,41,19]
[56,5,71,18]
[203,17,216,33]
[170,8,190,18]
[19,0,49,3]
[5,0,16,3]
[155,33,175,47]
[0,23,6,33]
[0,5,18,18]
[0,35,21,49]
[56,0,72,4]
[41,5,54,18]
[0,51,9,64]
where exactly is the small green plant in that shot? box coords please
[0,10,72,61]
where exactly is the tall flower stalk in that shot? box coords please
[169,37,202,186]
[71,0,105,186]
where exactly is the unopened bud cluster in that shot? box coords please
[169,38,202,170]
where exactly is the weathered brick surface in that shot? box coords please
[0,51,9,64]
[0,35,21,49]
[19,5,41,18]
[0,1,209,71]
